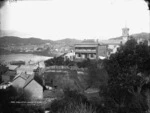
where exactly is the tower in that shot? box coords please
[122,27,129,44]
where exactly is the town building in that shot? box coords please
[99,40,121,55]
[63,51,75,61]
[122,27,130,44]
[74,40,108,61]
[99,27,130,56]
[12,72,29,88]
[74,27,130,60]
[23,74,43,100]
[12,72,43,100]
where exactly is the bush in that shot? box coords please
[57,103,96,113]
[50,88,90,113]
[44,56,75,66]
[76,59,91,68]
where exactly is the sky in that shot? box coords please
[0,0,149,40]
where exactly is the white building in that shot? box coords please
[64,51,75,61]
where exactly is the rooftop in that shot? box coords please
[99,39,122,45]
[23,74,43,88]
[13,72,29,80]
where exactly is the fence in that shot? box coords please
[45,66,88,71]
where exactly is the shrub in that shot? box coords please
[50,88,90,113]
[57,103,96,113]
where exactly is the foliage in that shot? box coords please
[0,86,18,112]
[0,86,44,113]
[44,56,73,66]
[144,0,150,10]
[10,105,44,113]
[0,63,8,83]
[102,39,150,113]
[50,88,90,113]
[79,59,108,88]
[0,64,8,75]
[57,103,96,113]
[76,58,91,68]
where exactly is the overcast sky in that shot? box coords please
[0,0,149,40]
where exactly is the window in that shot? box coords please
[78,53,81,57]
[76,53,81,57]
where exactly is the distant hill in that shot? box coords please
[110,32,150,40]
[0,33,149,46]
[55,38,82,46]
[0,36,81,47]
[0,36,53,46]
[53,38,82,51]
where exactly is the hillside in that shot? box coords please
[0,36,82,56]
[109,32,150,40]
[55,38,82,46]
[0,36,81,46]
[0,33,149,46]
[0,36,53,46]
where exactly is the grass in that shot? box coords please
[57,103,96,113]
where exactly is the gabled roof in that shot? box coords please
[13,72,29,81]
[23,74,43,88]
[99,40,122,45]
[75,41,107,47]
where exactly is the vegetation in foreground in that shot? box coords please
[1,39,150,113]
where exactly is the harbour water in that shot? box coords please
[0,54,53,65]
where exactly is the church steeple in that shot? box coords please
[122,26,129,44]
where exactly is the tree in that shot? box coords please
[144,0,150,10]
[103,39,150,113]
[44,56,64,66]
[50,88,89,113]
[86,60,108,89]
[0,63,8,83]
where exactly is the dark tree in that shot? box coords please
[102,39,150,113]
[0,63,8,83]
[144,0,150,10]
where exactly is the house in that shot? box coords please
[12,72,29,88]
[1,71,17,83]
[0,82,12,89]
[99,27,130,56]
[12,72,44,100]
[23,74,43,100]
[99,40,121,55]
[63,51,75,61]
[74,41,108,61]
